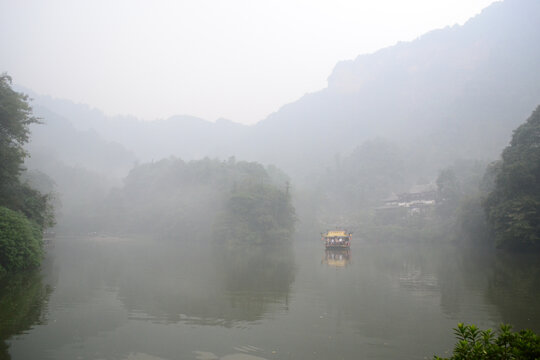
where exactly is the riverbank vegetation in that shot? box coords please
[433,105,540,251]
[0,74,54,274]
[434,323,540,360]
[484,105,540,251]
[0,207,43,273]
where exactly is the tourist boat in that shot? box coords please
[322,230,351,249]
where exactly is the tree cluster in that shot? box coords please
[426,105,540,251]
[215,180,296,247]
[484,105,540,250]
[99,157,296,244]
[0,74,54,273]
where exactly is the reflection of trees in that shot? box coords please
[389,244,540,332]
[486,252,540,332]
[413,245,540,332]
[113,239,295,327]
[431,245,540,332]
[434,246,495,318]
[0,271,51,360]
[214,243,295,323]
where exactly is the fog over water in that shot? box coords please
[2,0,540,359]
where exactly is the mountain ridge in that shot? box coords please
[22,0,540,182]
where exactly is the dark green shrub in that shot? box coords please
[0,206,43,272]
[435,323,540,360]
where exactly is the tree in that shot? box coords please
[484,105,540,250]
[0,74,40,203]
[216,180,296,247]
[0,74,54,230]
[0,74,54,273]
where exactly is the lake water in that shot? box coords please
[2,232,540,360]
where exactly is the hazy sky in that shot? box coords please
[1,0,497,125]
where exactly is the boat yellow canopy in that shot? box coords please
[325,230,349,237]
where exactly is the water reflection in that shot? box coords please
[0,270,52,360]
[487,251,540,332]
[91,237,296,327]
[194,350,269,360]
[321,249,351,268]
[5,236,296,360]
[213,244,295,323]
[5,235,540,360]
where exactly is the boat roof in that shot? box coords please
[325,230,349,237]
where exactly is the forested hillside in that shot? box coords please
[97,158,295,244]
[484,105,540,250]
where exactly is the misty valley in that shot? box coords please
[2,0,540,359]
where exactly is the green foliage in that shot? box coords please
[99,157,296,244]
[0,74,40,201]
[2,181,55,231]
[484,105,540,250]
[434,323,540,360]
[0,74,54,234]
[0,207,43,272]
[215,181,296,247]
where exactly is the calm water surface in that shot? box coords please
[2,232,540,360]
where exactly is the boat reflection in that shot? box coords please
[322,249,351,268]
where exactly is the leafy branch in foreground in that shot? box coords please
[434,323,540,360]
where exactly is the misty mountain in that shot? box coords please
[21,90,249,162]
[23,0,540,186]
[21,104,138,230]
[249,0,540,177]
[25,104,137,179]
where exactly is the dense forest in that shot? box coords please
[96,157,296,246]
